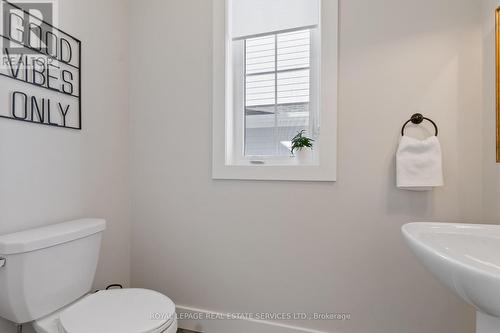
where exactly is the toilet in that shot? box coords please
[0,219,177,333]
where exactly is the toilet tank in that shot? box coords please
[0,218,106,324]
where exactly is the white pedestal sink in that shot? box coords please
[402,223,500,333]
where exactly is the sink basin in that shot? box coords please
[402,222,500,333]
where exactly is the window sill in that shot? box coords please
[231,156,318,167]
[212,164,336,182]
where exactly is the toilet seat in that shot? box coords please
[59,288,175,333]
[37,289,176,333]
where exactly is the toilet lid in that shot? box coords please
[59,289,176,333]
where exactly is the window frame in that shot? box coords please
[212,0,338,181]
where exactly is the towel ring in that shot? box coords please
[401,113,438,136]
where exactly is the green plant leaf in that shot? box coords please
[290,130,314,154]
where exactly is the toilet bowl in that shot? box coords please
[33,288,178,333]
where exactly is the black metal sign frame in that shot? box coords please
[0,0,81,130]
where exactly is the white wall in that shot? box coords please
[0,0,130,332]
[481,0,500,224]
[129,1,482,332]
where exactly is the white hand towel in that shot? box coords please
[396,136,444,191]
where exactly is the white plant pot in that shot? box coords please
[294,149,312,164]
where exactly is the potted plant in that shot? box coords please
[291,130,314,162]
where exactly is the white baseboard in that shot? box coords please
[176,305,331,333]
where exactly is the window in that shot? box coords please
[213,0,338,181]
[243,29,314,158]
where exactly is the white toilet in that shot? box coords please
[0,219,178,333]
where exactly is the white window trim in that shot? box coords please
[212,0,338,182]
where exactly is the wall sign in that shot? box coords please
[0,0,81,129]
